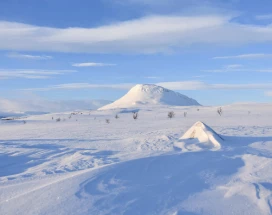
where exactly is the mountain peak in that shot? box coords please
[99,84,200,110]
[131,84,170,93]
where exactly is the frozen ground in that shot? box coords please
[0,103,272,215]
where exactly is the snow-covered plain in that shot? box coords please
[0,103,272,215]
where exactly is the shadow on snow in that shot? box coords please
[0,139,119,178]
[75,135,272,215]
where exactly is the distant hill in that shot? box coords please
[100,84,200,110]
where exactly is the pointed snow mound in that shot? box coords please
[99,84,200,110]
[174,121,223,152]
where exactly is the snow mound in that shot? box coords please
[99,84,200,110]
[175,121,223,152]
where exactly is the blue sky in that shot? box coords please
[0,0,272,108]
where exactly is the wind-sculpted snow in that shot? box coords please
[0,104,272,214]
[175,121,223,152]
[74,151,244,215]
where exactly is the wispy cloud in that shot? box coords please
[204,65,272,73]
[157,81,208,90]
[1,14,272,54]
[23,81,272,91]
[192,75,208,78]
[6,52,52,60]
[255,14,272,20]
[113,0,182,6]
[112,0,230,10]
[265,91,272,96]
[144,76,161,79]
[72,62,116,67]
[157,81,272,90]
[213,53,272,59]
[0,97,111,113]
[225,64,243,69]
[204,64,244,73]
[24,83,134,91]
[0,69,76,79]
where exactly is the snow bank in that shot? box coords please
[175,121,223,152]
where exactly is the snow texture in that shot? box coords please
[0,103,272,215]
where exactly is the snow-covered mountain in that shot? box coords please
[100,84,200,110]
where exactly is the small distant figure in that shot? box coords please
[184,112,187,117]
[168,111,175,119]
[133,112,138,120]
[52,117,54,120]
[106,119,110,124]
[217,107,223,116]
[115,114,119,119]
[248,111,251,115]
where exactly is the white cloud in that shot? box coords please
[204,64,244,72]
[24,83,135,91]
[157,81,272,90]
[225,64,243,69]
[265,91,272,96]
[213,53,272,59]
[6,52,52,60]
[157,81,207,90]
[1,14,272,54]
[203,65,272,73]
[0,97,111,114]
[72,62,116,67]
[192,75,208,78]
[0,69,76,79]
[256,14,272,20]
[23,81,272,91]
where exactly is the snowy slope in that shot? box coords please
[0,104,272,215]
[99,84,200,110]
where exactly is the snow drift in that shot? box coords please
[175,121,223,152]
[99,84,200,110]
